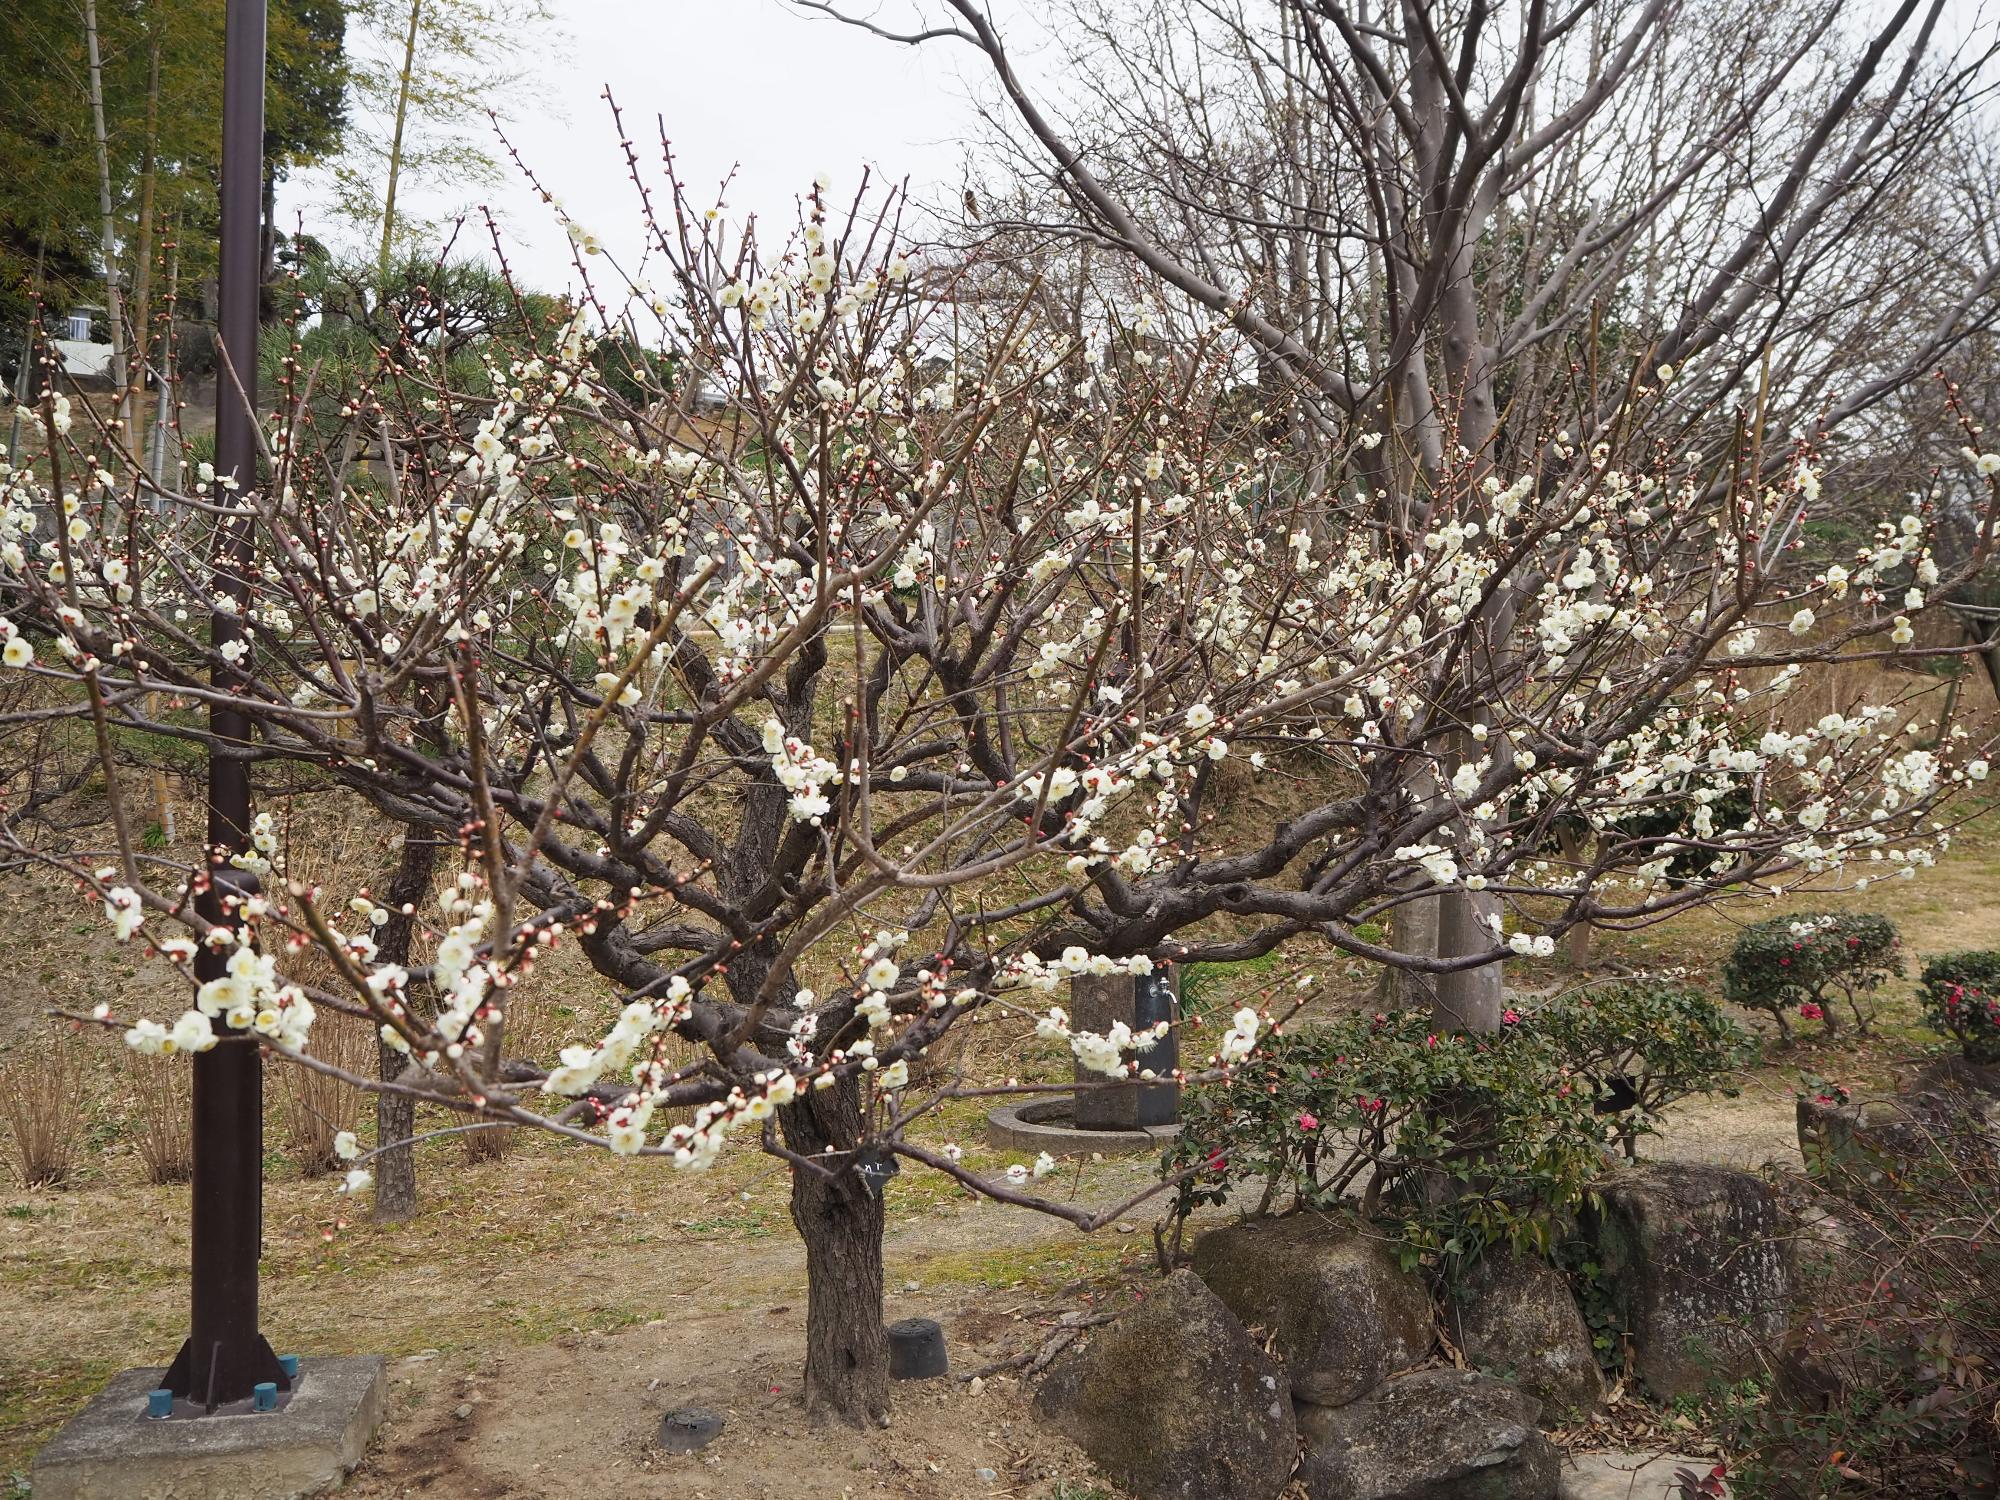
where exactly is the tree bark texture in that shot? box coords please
[370,828,437,1223]
[779,1072,889,1425]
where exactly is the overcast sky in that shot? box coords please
[281,2,1045,293]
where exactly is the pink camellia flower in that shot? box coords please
[1501,1009,1521,1025]
[1798,1001,1825,1020]
[1297,1111,1319,1131]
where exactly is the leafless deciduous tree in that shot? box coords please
[1,161,1994,1421]
[809,0,2000,1024]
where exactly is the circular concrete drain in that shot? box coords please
[985,1096,1179,1155]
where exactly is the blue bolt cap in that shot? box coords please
[146,1389,173,1419]
[278,1354,300,1379]
[252,1382,278,1412]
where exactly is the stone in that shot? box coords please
[31,1357,385,1500]
[1295,1368,1559,1500]
[656,1407,724,1454]
[1192,1214,1432,1406]
[1580,1163,1790,1401]
[985,1095,1175,1156]
[1035,1268,1296,1500]
[1796,1088,1996,1200]
[1774,1182,1891,1305]
[1558,1452,1727,1500]
[1448,1252,1604,1419]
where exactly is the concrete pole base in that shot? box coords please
[31,1355,385,1500]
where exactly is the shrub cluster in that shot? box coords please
[1712,1084,2000,1496]
[1533,981,1758,1159]
[1722,913,1902,1040]
[1166,981,1750,1266]
[1916,951,2000,1065]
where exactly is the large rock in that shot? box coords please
[1036,1269,1297,1500]
[1448,1252,1604,1419]
[1797,1087,1996,1200]
[1580,1163,1790,1401]
[1295,1368,1559,1500]
[1558,1453,1728,1500]
[1770,1173,1892,1305]
[1192,1214,1432,1405]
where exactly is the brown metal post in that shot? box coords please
[162,0,285,1411]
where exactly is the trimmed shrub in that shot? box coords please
[1529,980,1758,1160]
[1917,951,2000,1065]
[1166,990,1748,1268]
[1722,912,1902,1040]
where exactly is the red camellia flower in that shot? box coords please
[1798,1001,1824,1020]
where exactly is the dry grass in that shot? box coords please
[1,1023,88,1188]
[122,1051,192,1185]
[274,1008,372,1177]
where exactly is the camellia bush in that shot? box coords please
[1165,1007,1609,1267]
[1528,980,1757,1161]
[1722,912,1905,1040]
[1917,951,2000,1065]
[0,162,1994,1418]
[1165,979,1753,1263]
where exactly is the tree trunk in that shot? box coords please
[125,28,162,469]
[260,163,280,326]
[1556,824,1592,969]
[82,0,131,447]
[1435,886,1505,1032]
[1427,731,1505,1034]
[1566,919,1591,971]
[1376,894,1438,1009]
[6,237,44,498]
[376,0,425,285]
[779,1072,888,1425]
[145,227,179,488]
[371,828,437,1223]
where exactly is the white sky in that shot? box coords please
[281,1,1042,293]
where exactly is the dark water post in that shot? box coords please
[162,0,286,1412]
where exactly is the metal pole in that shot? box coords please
[162,0,285,1411]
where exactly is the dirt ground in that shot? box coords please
[4,806,1999,1494]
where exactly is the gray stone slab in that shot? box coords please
[1560,1452,1727,1500]
[32,1355,386,1500]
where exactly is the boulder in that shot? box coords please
[1797,1087,1996,1200]
[1558,1452,1727,1500]
[1035,1269,1297,1500]
[1580,1163,1790,1401]
[1448,1252,1603,1419]
[1295,1368,1559,1500]
[1777,1187,1891,1304]
[1192,1214,1432,1405]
